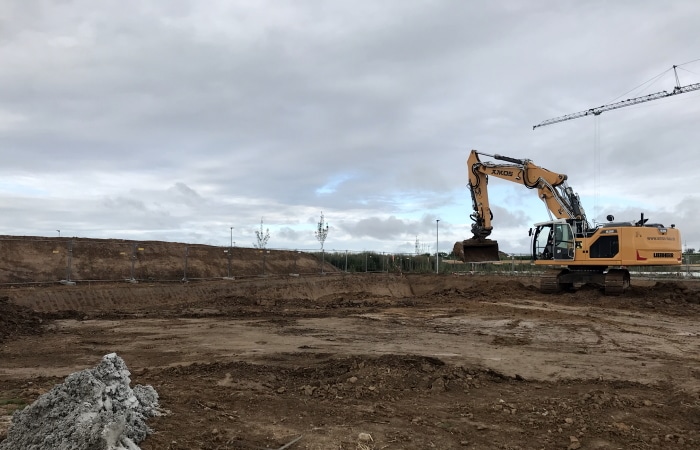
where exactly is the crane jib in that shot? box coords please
[532,66,700,130]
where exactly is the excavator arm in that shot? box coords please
[468,150,588,238]
[456,150,589,262]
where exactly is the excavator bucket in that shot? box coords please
[453,239,500,263]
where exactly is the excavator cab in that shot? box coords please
[532,220,575,261]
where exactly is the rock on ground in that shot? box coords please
[0,353,159,450]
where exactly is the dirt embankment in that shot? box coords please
[0,236,334,283]
[2,274,699,343]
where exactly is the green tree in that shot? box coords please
[254,218,271,276]
[254,218,270,249]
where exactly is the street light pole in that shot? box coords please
[227,227,233,278]
[183,246,188,282]
[436,219,440,274]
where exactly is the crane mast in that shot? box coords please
[533,65,700,129]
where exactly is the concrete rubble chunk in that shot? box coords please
[0,353,160,450]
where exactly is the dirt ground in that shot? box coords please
[1,273,700,449]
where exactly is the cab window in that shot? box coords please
[553,223,574,260]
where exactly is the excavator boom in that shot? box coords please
[457,150,588,263]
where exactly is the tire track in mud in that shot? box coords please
[356,296,700,389]
[3,276,700,388]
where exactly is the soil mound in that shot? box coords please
[0,353,159,450]
[0,296,44,343]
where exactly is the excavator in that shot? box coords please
[454,150,682,294]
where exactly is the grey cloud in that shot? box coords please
[1,1,699,253]
[490,205,531,229]
[337,214,439,241]
[168,182,203,206]
[102,197,147,212]
[277,226,306,242]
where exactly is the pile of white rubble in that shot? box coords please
[0,353,160,450]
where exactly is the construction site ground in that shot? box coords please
[1,272,700,449]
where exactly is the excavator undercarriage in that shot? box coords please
[539,267,631,295]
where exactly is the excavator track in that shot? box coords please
[540,269,566,294]
[604,268,631,296]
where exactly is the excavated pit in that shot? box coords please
[1,274,699,449]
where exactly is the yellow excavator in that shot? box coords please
[454,150,682,294]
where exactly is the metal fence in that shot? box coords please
[0,239,450,285]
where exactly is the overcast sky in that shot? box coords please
[1,0,699,254]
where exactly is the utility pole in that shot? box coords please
[66,240,73,283]
[129,243,138,283]
[60,239,76,285]
[436,219,440,274]
[183,246,189,282]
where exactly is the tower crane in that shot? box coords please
[533,65,700,129]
